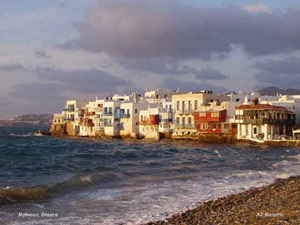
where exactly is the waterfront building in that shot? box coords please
[139,106,160,139]
[49,114,65,134]
[103,100,122,137]
[78,100,105,137]
[61,100,88,136]
[172,90,230,137]
[260,95,300,125]
[159,101,173,135]
[119,101,148,138]
[235,102,295,141]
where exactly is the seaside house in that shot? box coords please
[158,101,173,136]
[61,100,88,136]
[49,114,65,134]
[119,100,148,138]
[78,100,105,137]
[194,101,239,135]
[93,99,105,136]
[103,100,122,137]
[235,101,295,141]
[172,90,230,137]
[144,88,177,104]
[139,105,160,139]
[260,95,300,125]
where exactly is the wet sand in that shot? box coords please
[146,176,300,225]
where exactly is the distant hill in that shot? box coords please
[257,87,300,96]
[0,114,53,127]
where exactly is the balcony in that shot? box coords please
[235,116,295,125]
[104,112,113,116]
[117,124,124,130]
[104,122,113,127]
[174,123,196,129]
[63,118,74,121]
[159,119,173,123]
[120,113,130,118]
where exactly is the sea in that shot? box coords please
[0,127,300,225]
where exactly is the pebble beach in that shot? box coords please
[147,176,300,225]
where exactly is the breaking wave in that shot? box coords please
[0,172,124,206]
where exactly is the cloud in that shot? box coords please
[162,77,227,93]
[60,0,300,59]
[255,57,300,88]
[37,67,132,93]
[35,49,52,58]
[194,66,228,80]
[117,57,228,80]
[0,63,25,71]
[243,4,271,14]
[6,66,134,115]
[11,82,65,100]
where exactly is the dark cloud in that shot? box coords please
[61,0,300,59]
[10,82,67,115]
[255,57,300,88]
[117,58,229,80]
[35,49,52,58]
[7,67,134,115]
[11,82,65,100]
[162,77,228,93]
[37,68,132,93]
[0,63,25,71]
[194,66,228,80]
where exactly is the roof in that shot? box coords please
[236,104,289,111]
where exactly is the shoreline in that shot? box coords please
[47,131,300,148]
[146,176,300,225]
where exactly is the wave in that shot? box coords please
[0,172,124,206]
[9,133,33,137]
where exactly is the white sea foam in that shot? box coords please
[9,133,33,137]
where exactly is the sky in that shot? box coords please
[1,0,300,118]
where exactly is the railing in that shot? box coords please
[120,113,130,118]
[104,122,113,127]
[236,117,295,125]
[174,123,196,129]
[159,119,173,123]
[62,108,75,112]
[117,124,124,129]
[104,112,113,116]
[63,118,74,121]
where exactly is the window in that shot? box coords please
[224,124,229,129]
[188,117,192,124]
[254,127,257,134]
[182,117,185,125]
[188,101,191,110]
[135,109,138,114]
[182,101,185,111]
[211,112,219,117]
[194,100,198,110]
[177,101,180,110]
[213,124,217,129]
[176,117,180,124]
[199,112,206,117]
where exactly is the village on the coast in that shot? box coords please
[49,88,300,142]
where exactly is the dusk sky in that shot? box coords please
[1,0,300,118]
